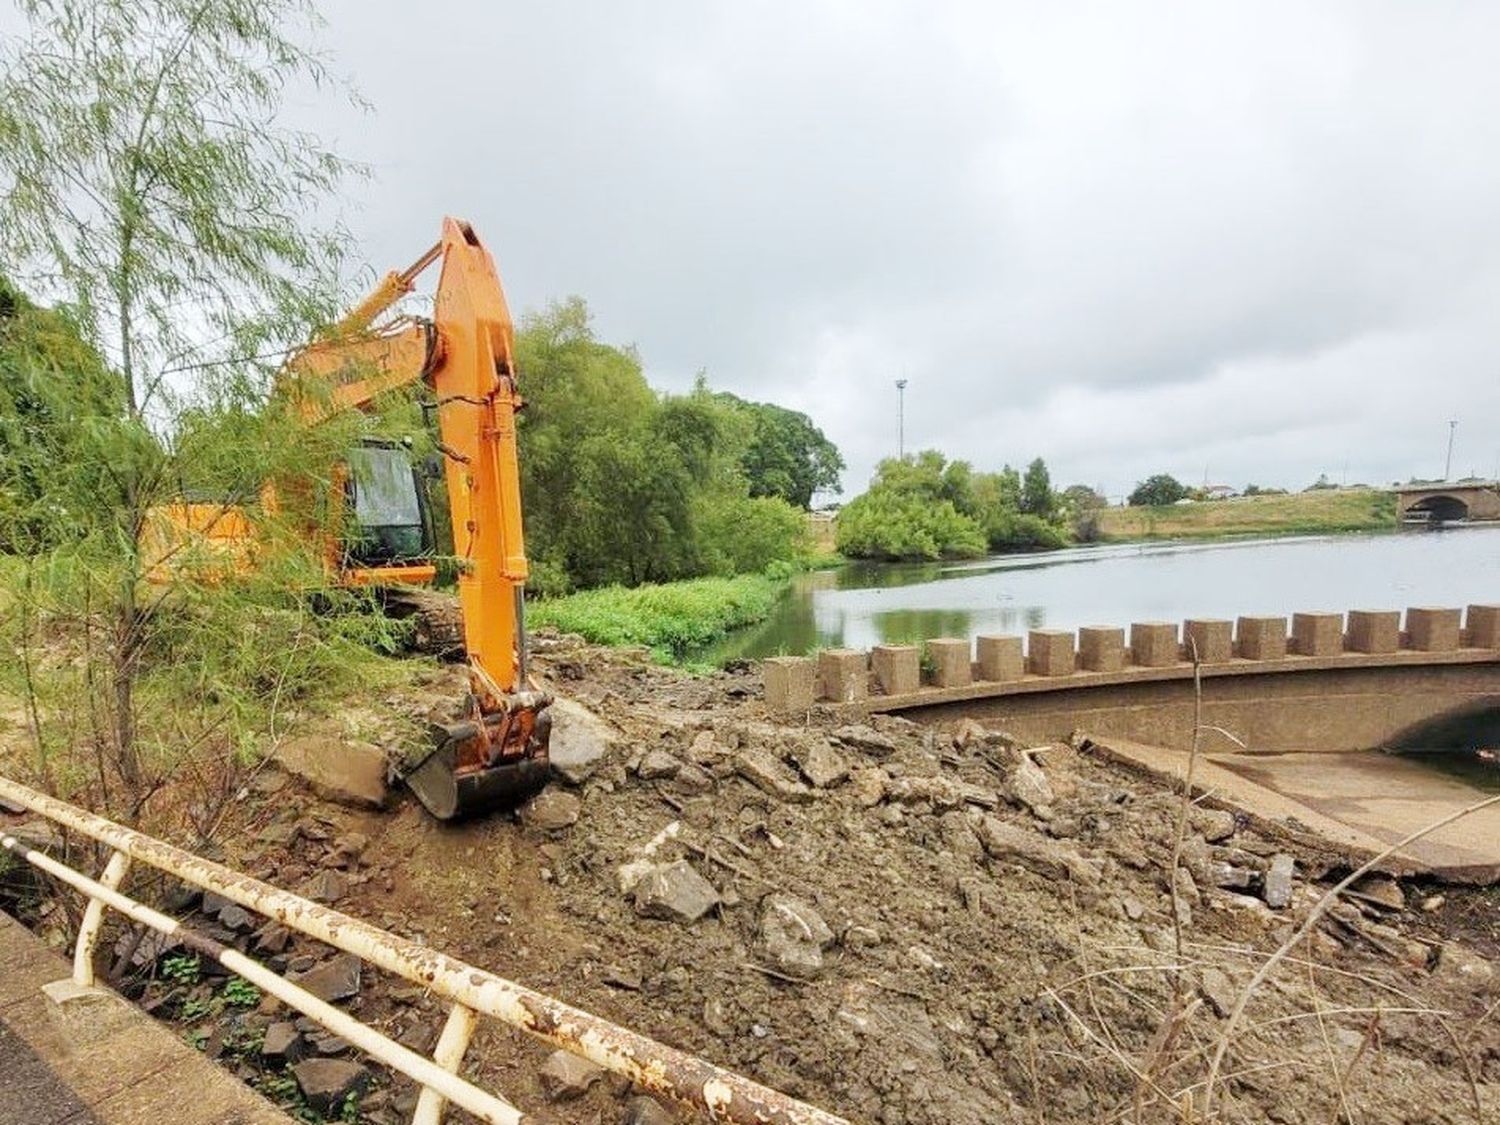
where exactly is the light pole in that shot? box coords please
[895,378,908,460]
[1444,419,1457,481]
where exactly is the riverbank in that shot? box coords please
[528,569,791,662]
[1096,487,1396,540]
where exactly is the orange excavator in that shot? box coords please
[149,218,551,819]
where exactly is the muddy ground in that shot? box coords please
[4,632,1497,1124]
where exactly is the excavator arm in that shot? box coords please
[286,218,551,818]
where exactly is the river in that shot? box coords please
[694,526,1500,664]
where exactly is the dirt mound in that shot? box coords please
[64,633,1500,1122]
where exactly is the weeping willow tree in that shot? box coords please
[0,0,400,824]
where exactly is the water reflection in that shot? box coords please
[691,526,1500,664]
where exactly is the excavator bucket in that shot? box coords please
[401,694,552,820]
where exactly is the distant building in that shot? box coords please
[1202,484,1237,500]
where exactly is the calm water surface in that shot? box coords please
[697,526,1500,663]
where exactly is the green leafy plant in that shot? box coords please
[160,953,201,985]
[220,977,260,1007]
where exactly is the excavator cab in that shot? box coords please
[341,439,436,569]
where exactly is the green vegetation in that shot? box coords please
[515,300,828,594]
[1128,473,1189,507]
[837,450,1070,561]
[530,569,789,661]
[1098,488,1397,541]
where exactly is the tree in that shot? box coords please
[715,393,844,509]
[834,452,987,560]
[1020,457,1055,518]
[1129,474,1188,507]
[0,0,361,810]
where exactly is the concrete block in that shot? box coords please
[763,656,816,713]
[816,648,868,703]
[1346,609,1400,654]
[1129,622,1180,667]
[1235,616,1287,660]
[1406,607,1461,652]
[975,634,1024,681]
[1077,626,1125,672]
[1467,604,1500,648]
[274,736,388,808]
[1027,629,1075,676]
[1183,619,1233,664]
[871,645,920,696]
[926,638,973,688]
[1291,612,1343,656]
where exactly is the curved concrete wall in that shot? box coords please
[761,604,1500,753]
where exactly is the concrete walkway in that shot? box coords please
[0,912,290,1125]
[1089,736,1500,883]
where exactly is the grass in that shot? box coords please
[529,570,790,662]
[1096,489,1397,542]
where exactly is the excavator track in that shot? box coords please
[379,586,466,661]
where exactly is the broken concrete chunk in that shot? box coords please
[759,893,835,978]
[288,953,362,1003]
[1191,807,1238,843]
[1263,853,1295,909]
[1198,967,1237,1019]
[538,1048,606,1101]
[274,736,388,809]
[522,788,581,832]
[735,749,814,803]
[788,740,849,789]
[261,1020,306,1065]
[307,869,346,905]
[291,1058,371,1115]
[1007,758,1054,813]
[1349,875,1405,911]
[623,1095,676,1125]
[547,698,617,785]
[848,767,888,808]
[974,815,1103,887]
[631,860,720,923]
[832,724,897,756]
[636,749,682,780]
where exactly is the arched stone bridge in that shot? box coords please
[1397,481,1500,522]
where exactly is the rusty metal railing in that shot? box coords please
[0,775,847,1125]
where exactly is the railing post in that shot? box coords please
[411,1002,480,1125]
[72,849,131,987]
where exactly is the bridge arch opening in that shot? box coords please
[1406,494,1470,522]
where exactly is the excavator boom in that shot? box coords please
[289,219,551,818]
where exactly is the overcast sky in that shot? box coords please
[311,1,1500,500]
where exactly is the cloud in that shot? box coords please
[314,0,1500,496]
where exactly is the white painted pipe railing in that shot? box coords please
[0,775,847,1125]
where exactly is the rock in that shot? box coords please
[1007,758,1054,813]
[522,788,581,832]
[886,775,997,811]
[1191,807,1238,843]
[631,860,720,923]
[759,893,834,978]
[1206,862,1253,890]
[1434,944,1494,993]
[789,740,849,789]
[311,1032,351,1055]
[848,767,888,808]
[218,904,256,932]
[973,814,1103,886]
[274,735,388,809]
[253,922,292,955]
[289,953,362,1003]
[832,724,897,757]
[262,1021,306,1064]
[672,763,715,794]
[1350,875,1404,911]
[307,870,347,905]
[330,832,370,864]
[636,750,681,780]
[623,1094,675,1125]
[537,1049,605,1101]
[1263,853,1295,909]
[259,820,300,847]
[292,1058,371,1115]
[1198,967,1237,1018]
[202,891,233,918]
[1421,894,1446,913]
[548,698,617,785]
[735,749,814,804]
